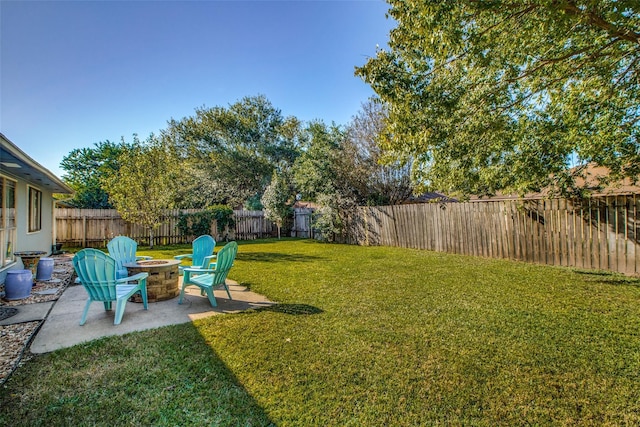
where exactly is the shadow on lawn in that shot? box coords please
[0,322,276,426]
[573,269,640,287]
[236,252,323,263]
[254,303,324,315]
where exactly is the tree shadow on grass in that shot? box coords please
[235,252,324,263]
[572,269,640,287]
[0,322,276,426]
[253,303,324,315]
[234,238,310,246]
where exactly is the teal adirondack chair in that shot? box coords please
[107,236,152,279]
[73,249,149,325]
[179,241,238,307]
[174,235,216,275]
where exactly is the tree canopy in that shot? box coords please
[342,98,413,205]
[59,94,416,220]
[292,121,344,201]
[60,140,132,208]
[357,1,640,197]
[164,95,302,207]
[261,170,293,238]
[102,135,179,248]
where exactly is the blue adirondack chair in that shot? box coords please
[73,249,149,325]
[179,241,238,307]
[107,236,152,279]
[174,235,216,275]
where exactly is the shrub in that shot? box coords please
[177,205,235,240]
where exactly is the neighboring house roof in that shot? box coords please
[53,199,76,207]
[471,163,640,201]
[571,164,640,195]
[0,133,73,193]
[293,201,318,209]
[405,192,458,204]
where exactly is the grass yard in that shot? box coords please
[1,239,639,426]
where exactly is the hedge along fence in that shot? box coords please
[347,195,640,276]
[55,208,279,248]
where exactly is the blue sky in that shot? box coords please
[1,0,394,177]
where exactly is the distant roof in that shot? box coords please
[571,163,640,195]
[0,133,73,193]
[293,201,318,209]
[405,192,458,204]
[470,163,640,201]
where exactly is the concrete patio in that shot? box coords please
[1,254,273,359]
[30,278,274,353]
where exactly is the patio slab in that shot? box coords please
[0,301,54,326]
[30,278,274,354]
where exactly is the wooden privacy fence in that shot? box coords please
[347,195,640,275]
[55,209,280,248]
[233,210,278,241]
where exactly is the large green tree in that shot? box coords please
[164,95,302,207]
[292,121,344,201]
[293,107,413,207]
[342,98,413,205]
[102,135,179,248]
[60,140,132,208]
[357,1,640,197]
[261,169,293,238]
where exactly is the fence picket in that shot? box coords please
[349,195,640,275]
[56,195,640,275]
[55,208,285,247]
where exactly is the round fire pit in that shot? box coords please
[137,260,170,266]
[123,259,180,302]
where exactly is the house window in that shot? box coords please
[1,177,17,266]
[28,186,42,232]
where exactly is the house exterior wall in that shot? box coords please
[0,171,56,282]
[14,178,55,254]
[1,133,72,285]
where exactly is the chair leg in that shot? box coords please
[178,283,187,304]
[223,281,232,300]
[103,301,112,311]
[204,287,217,307]
[114,297,128,325]
[140,284,148,310]
[80,298,93,326]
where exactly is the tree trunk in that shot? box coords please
[149,229,154,249]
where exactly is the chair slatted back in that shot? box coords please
[191,235,216,268]
[210,242,238,286]
[107,236,139,273]
[73,249,119,301]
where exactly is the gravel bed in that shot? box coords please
[0,255,75,384]
[0,321,40,382]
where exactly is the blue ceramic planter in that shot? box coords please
[36,257,55,281]
[4,269,33,300]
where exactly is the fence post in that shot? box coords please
[82,215,87,248]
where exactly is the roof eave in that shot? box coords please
[0,132,73,194]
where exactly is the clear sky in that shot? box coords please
[0,0,394,177]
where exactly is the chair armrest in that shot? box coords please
[183,266,216,274]
[174,254,193,260]
[117,272,149,283]
[136,255,153,261]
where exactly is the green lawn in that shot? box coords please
[2,239,640,426]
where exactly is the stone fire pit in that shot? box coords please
[123,259,180,302]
